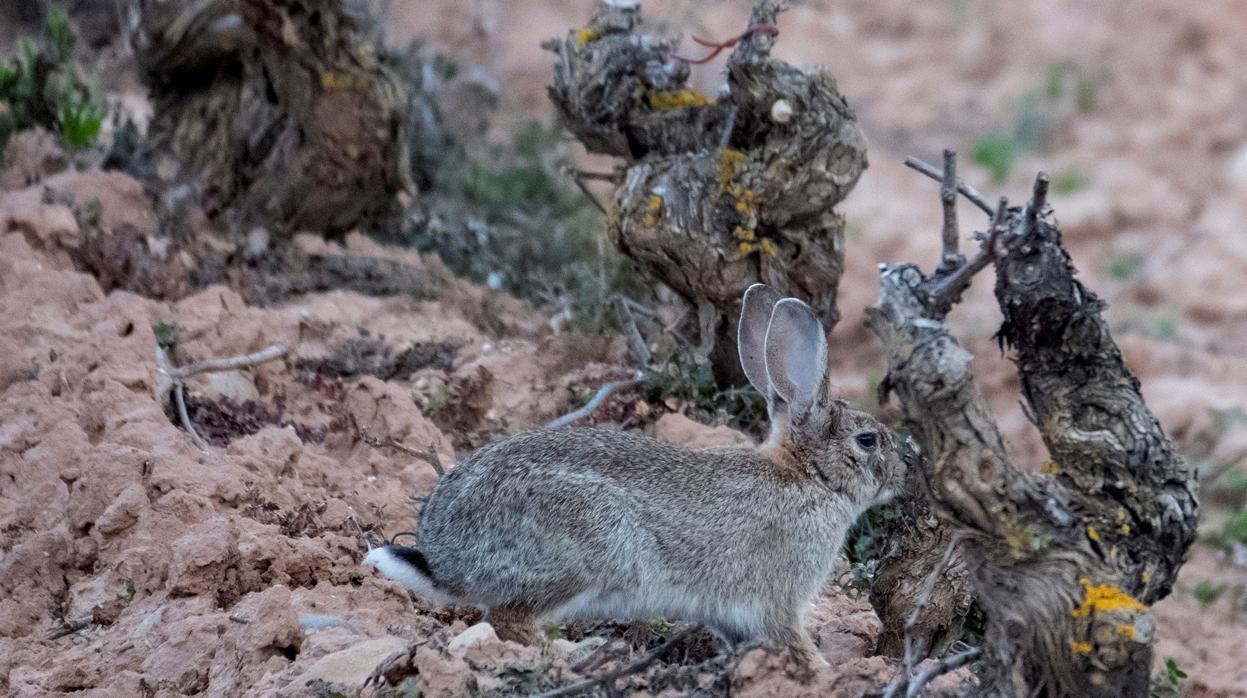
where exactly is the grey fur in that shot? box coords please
[366,285,904,668]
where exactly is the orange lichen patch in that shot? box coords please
[1116,624,1137,641]
[759,238,779,257]
[1071,579,1146,619]
[576,27,599,45]
[1070,641,1093,655]
[1040,461,1061,475]
[734,227,756,242]
[647,89,710,110]
[1087,525,1100,542]
[739,242,755,254]
[647,195,663,212]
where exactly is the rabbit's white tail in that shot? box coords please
[365,545,457,606]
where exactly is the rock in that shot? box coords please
[95,484,148,535]
[199,370,261,404]
[41,170,159,235]
[0,128,67,189]
[287,635,406,690]
[448,622,498,651]
[653,413,753,450]
[0,188,79,248]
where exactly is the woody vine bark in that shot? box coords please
[866,153,1198,696]
[546,0,866,386]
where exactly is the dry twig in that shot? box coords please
[544,372,646,430]
[532,627,696,698]
[154,343,288,453]
[351,414,445,476]
[904,156,994,216]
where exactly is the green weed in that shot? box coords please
[1192,580,1225,607]
[1202,503,1247,553]
[1051,168,1089,195]
[1109,253,1144,281]
[1150,657,1187,698]
[971,134,1016,184]
[0,7,106,154]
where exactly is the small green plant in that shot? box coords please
[971,134,1016,183]
[57,93,104,148]
[1109,252,1144,281]
[842,503,902,592]
[1192,580,1225,607]
[0,7,106,153]
[1202,503,1247,553]
[125,578,137,602]
[1051,168,1088,196]
[642,356,769,437]
[1150,657,1187,697]
[152,322,179,348]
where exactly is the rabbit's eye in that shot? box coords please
[855,432,878,450]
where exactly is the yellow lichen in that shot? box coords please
[739,242,755,254]
[1141,569,1152,585]
[1040,461,1062,475]
[647,195,663,212]
[647,89,710,110]
[1116,624,1137,641]
[734,227,756,242]
[718,149,747,190]
[1070,641,1093,655]
[759,238,779,257]
[321,71,364,91]
[1071,578,1146,619]
[1087,525,1100,542]
[576,27,599,45]
[734,190,756,215]
[1120,523,1131,535]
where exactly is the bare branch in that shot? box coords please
[883,535,965,698]
[174,383,212,453]
[155,343,288,454]
[352,414,445,476]
[613,296,653,366]
[532,627,696,698]
[938,149,962,271]
[927,197,1008,312]
[544,373,645,430]
[903,647,983,698]
[170,345,287,380]
[904,156,994,216]
[1026,171,1049,231]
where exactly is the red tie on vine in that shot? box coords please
[667,24,779,64]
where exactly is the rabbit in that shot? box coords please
[365,283,904,670]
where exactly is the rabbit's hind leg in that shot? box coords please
[487,602,543,645]
[764,620,828,678]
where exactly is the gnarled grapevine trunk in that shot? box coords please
[547,0,866,385]
[867,154,1198,696]
[130,0,411,237]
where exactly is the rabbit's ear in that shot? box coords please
[764,298,828,422]
[738,283,783,398]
